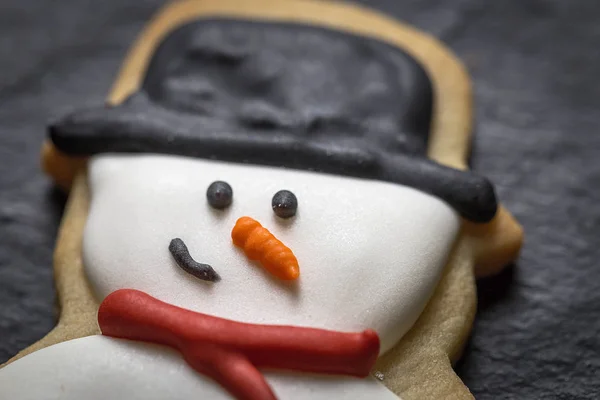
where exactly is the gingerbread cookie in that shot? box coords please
[0,1,523,399]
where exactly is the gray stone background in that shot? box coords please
[1,1,598,399]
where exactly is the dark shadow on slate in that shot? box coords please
[47,186,68,219]
[477,264,517,311]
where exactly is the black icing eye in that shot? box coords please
[206,181,233,209]
[272,190,298,219]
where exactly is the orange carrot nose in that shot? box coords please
[232,216,300,280]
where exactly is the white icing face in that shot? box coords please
[83,154,460,353]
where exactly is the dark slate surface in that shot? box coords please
[0,1,598,398]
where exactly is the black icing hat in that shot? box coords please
[49,19,497,223]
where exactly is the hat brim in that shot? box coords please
[49,96,497,223]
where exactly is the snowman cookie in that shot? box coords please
[0,1,523,399]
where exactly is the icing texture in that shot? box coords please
[272,190,298,219]
[48,19,497,222]
[0,336,400,399]
[207,181,234,209]
[83,155,460,354]
[98,289,380,400]
[169,238,221,282]
[232,216,300,280]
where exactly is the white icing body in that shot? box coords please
[1,154,460,399]
[0,336,400,400]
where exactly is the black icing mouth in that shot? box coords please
[169,238,221,282]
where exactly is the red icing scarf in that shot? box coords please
[98,289,380,400]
